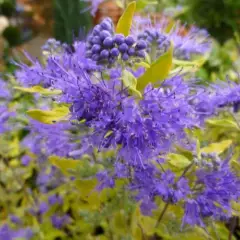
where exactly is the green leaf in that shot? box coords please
[27,105,69,124]
[104,130,113,138]
[14,86,62,96]
[49,155,81,175]
[165,19,175,33]
[116,0,124,8]
[122,70,142,98]
[175,145,194,160]
[137,42,173,91]
[167,153,191,169]
[206,118,239,130]
[173,52,210,68]
[113,210,128,235]
[135,61,150,69]
[200,140,232,155]
[136,0,157,10]
[170,65,199,75]
[116,1,136,36]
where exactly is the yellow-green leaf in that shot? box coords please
[14,86,62,96]
[137,42,173,91]
[116,1,136,36]
[175,145,194,160]
[167,153,191,169]
[200,140,232,155]
[135,61,150,69]
[122,69,142,98]
[173,52,210,68]
[206,119,239,130]
[104,130,113,138]
[165,19,175,33]
[170,65,199,75]
[49,156,80,175]
[136,0,157,10]
[113,210,128,234]
[27,105,69,124]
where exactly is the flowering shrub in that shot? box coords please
[1,2,240,239]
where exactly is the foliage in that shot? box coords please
[2,25,21,47]
[180,0,240,44]
[53,0,92,44]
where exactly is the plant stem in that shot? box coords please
[228,217,237,240]
[154,202,169,229]
[178,162,194,180]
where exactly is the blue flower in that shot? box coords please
[51,214,71,229]
[0,225,33,240]
[182,200,204,227]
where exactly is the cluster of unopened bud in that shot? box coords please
[193,152,222,169]
[137,29,170,60]
[86,18,147,65]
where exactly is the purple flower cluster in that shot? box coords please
[183,158,240,227]
[22,120,78,158]
[66,75,199,167]
[132,16,211,60]
[193,80,240,120]
[15,41,99,88]
[86,18,147,64]
[132,166,190,215]
[170,25,211,60]
[0,79,13,133]
[0,225,33,240]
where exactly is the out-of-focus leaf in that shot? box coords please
[137,42,173,91]
[173,52,209,68]
[122,70,142,98]
[27,105,69,124]
[135,61,150,69]
[175,145,194,160]
[136,0,157,10]
[14,86,62,96]
[206,119,239,130]
[200,140,232,155]
[167,153,191,169]
[116,1,136,36]
[131,206,143,240]
[49,155,81,175]
[113,210,128,235]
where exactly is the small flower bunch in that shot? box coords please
[132,15,211,61]
[137,29,170,60]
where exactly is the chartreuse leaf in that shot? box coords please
[27,105,69,124]
[135,61,150,69]
[167,153,191,170]
[136,0,157,10]
[49,156,81,175]
[122,69,142,98]
[175,145,194,160]
[116,1,136,36]
[113,210,128,235]
[206,118,239,130]
[74,179,101,210]
[165,19,175,33]
[137,42,173,91]
[173,52,210,68]
[14,85,62,96]
[200,140,232,155]
[170,65,199,76]
[131,206,143,240]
